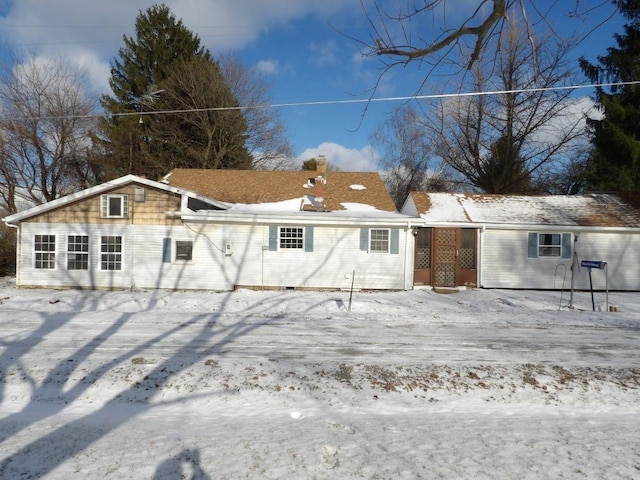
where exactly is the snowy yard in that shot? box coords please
[0,277,639,479]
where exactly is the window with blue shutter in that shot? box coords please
[268,226,277,251]
[390,228,399,254]
[561,233,572,259]
[162,238,172,263]
[360,228,369,251]
[304,226,314,252]
[528,232,538,258]
[528,232,571,259]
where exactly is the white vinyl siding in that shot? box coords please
[17,223,410,291]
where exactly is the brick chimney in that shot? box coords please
[313,156,327,208]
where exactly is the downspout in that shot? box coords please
[404,220,419,290]
[478,226,486,288]
[4,220,21,286]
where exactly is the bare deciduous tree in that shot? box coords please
[362,0,618,73]
[218,53,295,170]
[370,104,451,208]
[0,54,96,213]
[426,19,591,193]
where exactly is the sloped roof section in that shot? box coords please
[164,169,397,212]
[409,192,640,228]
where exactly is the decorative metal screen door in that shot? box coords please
[413,227,432,285]
[434,228,457,287]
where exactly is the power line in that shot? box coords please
[5,80,639,122]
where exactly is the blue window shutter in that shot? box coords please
[390,228,399,254]
[360,228,369,251]
[561,233,572,259]
[269,226,278,251]
[162,238,172,263]
[527,233,538,258]
[304,226,314,252]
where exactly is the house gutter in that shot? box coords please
[419,221,640,234]
[172,211,414,228]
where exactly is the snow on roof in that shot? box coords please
[411,192,640,228]
[217,199,409,222]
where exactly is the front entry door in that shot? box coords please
[434,229,457,287]
[416,227,477,288]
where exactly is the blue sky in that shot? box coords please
[0,1,626,171]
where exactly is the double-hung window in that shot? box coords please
[34,235,56,269]
[528,232,571,259]
[67,235,89,270]
[279,227,304,250]
[101,236,122,270]
[360,228,399,254]
[538,233,561,257]
[369,229,390,253]
[101,194,129,218]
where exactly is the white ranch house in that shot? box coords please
[2,161,415,291]
[402,192,640,291]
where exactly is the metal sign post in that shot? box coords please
[580,260,608,312]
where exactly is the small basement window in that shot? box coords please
[175,241,193,261]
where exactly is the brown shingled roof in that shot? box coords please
[165,168,397,212]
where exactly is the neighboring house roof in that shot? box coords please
[163,168,397,213]
[1,175,222,224]
[407,192,640,229]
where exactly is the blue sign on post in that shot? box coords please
[579,260,608,312]
[581,260,606,269]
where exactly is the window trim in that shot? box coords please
[278,226,305,250]
[34,234,56,270]
[369,228,390,254]
[67,235,89,270]
[528,232,572,259]
[175,240,193,262]
[101,194,129,218]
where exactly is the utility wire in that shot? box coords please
[5,80,639,122]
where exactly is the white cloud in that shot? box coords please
[255,59,279,75]
[309,40,339,67]
[298,142,379,171]
[0,0,359,94]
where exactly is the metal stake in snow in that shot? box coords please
[348,270,355,312]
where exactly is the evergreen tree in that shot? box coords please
[97,4,250,180]
[580,0,640,192]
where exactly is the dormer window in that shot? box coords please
[101,194,129,218]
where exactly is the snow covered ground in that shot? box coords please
[0,277,639,479]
